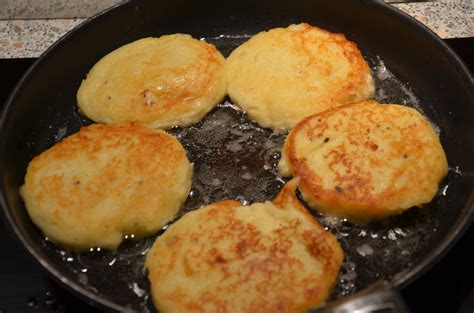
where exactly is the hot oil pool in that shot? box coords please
[37,35,459,312]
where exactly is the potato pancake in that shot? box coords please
[226,23,374,131]
[279,100,448,222]
[77,35,227,129]
[21,123,192,250]
[145,179,343,313]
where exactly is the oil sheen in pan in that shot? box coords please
[37,35,458,312]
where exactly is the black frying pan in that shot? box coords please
[1,0,473,312]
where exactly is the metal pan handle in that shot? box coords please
[309,285,409,313]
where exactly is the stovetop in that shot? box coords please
[1,38,473,313]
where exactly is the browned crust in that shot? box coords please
[135,41,223,115]
[284,100,448,222]
[226,23,374,130]
[272,179,344,303]
[77,36,226,128]
[146,182,343,313]
[288,23,371,103]
[23,123,191,250]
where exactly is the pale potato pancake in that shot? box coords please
[77,35,227,129]
[145,179,343,313]
[226,23,374,131]
[20,123,192,250]
[279,100,448,222]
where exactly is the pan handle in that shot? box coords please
[309,287,409,313]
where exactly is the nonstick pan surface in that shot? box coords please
[1,0,473,312]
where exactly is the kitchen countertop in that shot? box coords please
[0,1,473,58]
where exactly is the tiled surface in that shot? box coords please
[0,1,472,58]
[0,0,122,19]
[0,19,84,58]
[394,1,474,39]
[0,0,439,19]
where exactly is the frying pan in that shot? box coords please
[1,0,473,312]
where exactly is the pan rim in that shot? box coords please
[0,0,473,311]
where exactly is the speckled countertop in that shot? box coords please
[0,1,473,58]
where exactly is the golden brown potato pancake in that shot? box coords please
[279,100,448,222]
[145,179,343,313]
[226,23,374,131]
[21,123,192,250]
[77,35,227,129]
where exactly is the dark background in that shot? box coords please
[0,37,473,313]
